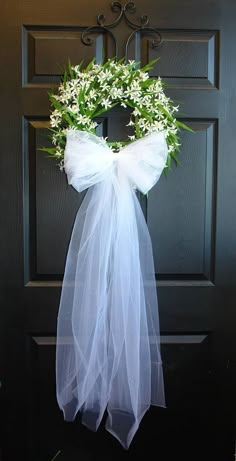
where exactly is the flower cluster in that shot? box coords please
[42,58,190,170]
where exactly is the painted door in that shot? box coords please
[1,0,236,460]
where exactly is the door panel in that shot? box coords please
[1,1,236,460]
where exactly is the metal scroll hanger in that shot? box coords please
[81,1,162,63]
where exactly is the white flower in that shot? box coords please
[139,71,149,81]
[132,94,143,104]
[89,64,101,74]
[50,109,62,128]
[69,80,80,91]
[172,105,179,113]
[76,114,91,125]
[110,87,123,99]
[58,90,71,104]
[168,145,175,153]
[133,108,141,116]
[97,70,113,83]
[151,121,165,131]
[120,68,131,80]
[124,88,142,103]
[126,119,135,127]
[51,109,61,118]
[130,80,141,91]
[138,118,150,129]
[55,146,63,158]
[100,98,112,110]
[87,101,96,111]
[70,104,79,114]
[85,89,97,101]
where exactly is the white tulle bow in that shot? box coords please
[64,129,168,194]
[56,129,167,449]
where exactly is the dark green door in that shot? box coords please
[1,0,236,460]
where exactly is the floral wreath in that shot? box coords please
[42,57,190,171]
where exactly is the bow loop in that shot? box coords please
[64,130,113,192]
[117,131,168,194]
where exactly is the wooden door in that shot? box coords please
[1,0,236,460]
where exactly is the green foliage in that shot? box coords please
[41,57,192,171]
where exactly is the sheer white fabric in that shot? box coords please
[56,130,167,449]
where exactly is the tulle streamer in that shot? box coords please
[56,130,167,448]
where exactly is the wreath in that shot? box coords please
[41,57,190,172]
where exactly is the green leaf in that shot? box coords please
[171,151,181,166]
[48,95,63,111]
[37,146,57,155]
[163,166,169,177]
[93,102,119,117]
[77,87,86,115]
[156,104,173,121]
[123,100,135,109]
[116,56,125,65]
[85,57,95,72]
[62,111,74,125]
[107,141,129,147]
[63,69,68,87]
[140,57,160,73]
[140,78,158,88]
[38,147,57,153]
[176,120,194,132]
[67,57,76,79]
[166,154,172,170]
